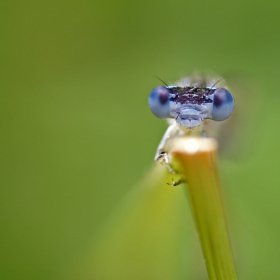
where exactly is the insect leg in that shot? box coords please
[154,122,182,173]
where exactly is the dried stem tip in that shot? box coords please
[172,137,237,280]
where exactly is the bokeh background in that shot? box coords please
[1,1,280,279]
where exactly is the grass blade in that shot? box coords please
[172,137,238,280]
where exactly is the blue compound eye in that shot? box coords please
[148,86,170,118]
[212,88,234,121]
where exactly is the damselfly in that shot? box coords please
[148,74,235,175]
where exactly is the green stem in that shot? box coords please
[172,137,237,280]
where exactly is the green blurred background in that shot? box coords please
[1,1,280,279]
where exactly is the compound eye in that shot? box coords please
[148,86,170,118]
[212,88,234,121]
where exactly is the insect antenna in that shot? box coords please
[155,75,169,88]
[210,77,224,89]
[206,77,224,95]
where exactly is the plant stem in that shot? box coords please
[171,137,237,280]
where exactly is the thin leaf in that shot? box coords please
[172,137,238,280]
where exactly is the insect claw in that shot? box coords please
[167,178,184,186]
